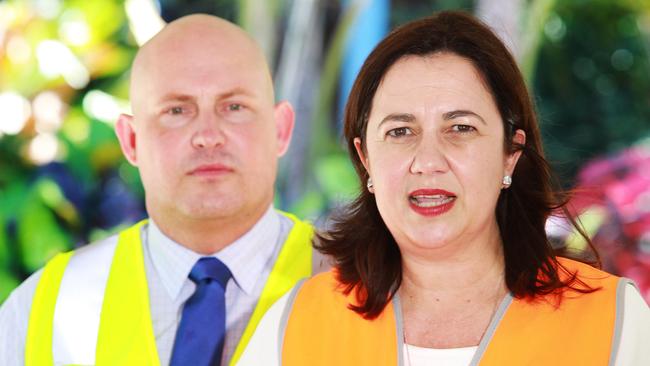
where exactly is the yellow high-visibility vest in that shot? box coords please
[26,212,314,366]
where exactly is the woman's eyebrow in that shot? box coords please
[443,109,486,125]
[377,113,416,128]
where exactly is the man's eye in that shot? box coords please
[169,106,184,115]
[228,103,243,111]
[387,127,412,137]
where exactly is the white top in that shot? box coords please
[404,344,476,366]
[0,206,292,366]
[239,282,650,366]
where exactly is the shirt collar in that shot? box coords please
[147,205,281,300]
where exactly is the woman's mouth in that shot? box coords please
[408,189,456,216]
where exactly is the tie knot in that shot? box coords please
[189,257,231,288]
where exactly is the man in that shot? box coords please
[0,14,322,365]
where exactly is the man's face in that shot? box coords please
[119,22,292,226]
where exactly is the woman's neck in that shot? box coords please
[398,235,508,348]
[399,232,505,294]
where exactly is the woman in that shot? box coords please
[239,11,649,366]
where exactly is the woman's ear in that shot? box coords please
[504,129,526,176]
[353,137,371,174]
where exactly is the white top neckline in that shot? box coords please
[403,344,477,366]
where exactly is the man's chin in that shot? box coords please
[184,204,237,219]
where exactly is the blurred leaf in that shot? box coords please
[289,190,326,221]
[520,0,558,81]
[310,3,357,159]
[88,221,132,243]
[36,178,80,227]
[0,268,20,304]
[0,203,9,268]
[17,183,70,272]
[64,0,125,45]
[0,149,16,288]
[84,44,134,78]
[117,161,143,198]
[90,140,125,172]
[1,181,30,221]
[315,154,359,201]
[61,112,122,183]
[61,107,92,146]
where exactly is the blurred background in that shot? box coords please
[0,0,649,304]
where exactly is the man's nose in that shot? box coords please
[191,113,226,149]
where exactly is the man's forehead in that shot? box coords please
[135,56,268,93]
[138,14,258,56]
[129,14,273,105]
[132,18,263,76]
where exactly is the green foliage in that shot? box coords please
[286,154,358,221]
[314,154,359,201]
[520,0,558,81]
[0,192,20,301]
[533,0,650,184]
[17,179,72,272]
[0,0,138,303]
[289,190,327,221]
[390,0,474,26]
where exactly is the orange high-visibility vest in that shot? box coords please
[281,257,627,366]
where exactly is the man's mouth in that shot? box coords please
[188,164,234,176]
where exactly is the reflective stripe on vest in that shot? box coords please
[25,251,74,366]
[26,212,313,366]
[230,212,313,365]
[54,234,120,363]
[281,257,627,366]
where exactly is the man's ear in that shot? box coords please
[274,101,295,157]
[115,113,138,166]
[504,129,526,176]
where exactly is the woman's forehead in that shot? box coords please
[378,54,487,95]
[369,54,497,116]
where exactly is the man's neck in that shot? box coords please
[148,206,271,255]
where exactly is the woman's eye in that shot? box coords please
[387,127,412,137]
[450,124,476,133]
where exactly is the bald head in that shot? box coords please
[114,14,296,251]
[129,14,274,117]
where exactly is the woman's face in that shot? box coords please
[355,53,524,257]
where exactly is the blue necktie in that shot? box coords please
[170,257,231,366]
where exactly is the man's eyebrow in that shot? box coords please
[217,87,256,99]
[156,87,256,103]
[377,113,415,128]
[443,110,487,125]
[158,94,195,103]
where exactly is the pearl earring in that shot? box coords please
[502,175,512,187]
[367,178,374,191]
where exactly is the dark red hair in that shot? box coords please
[316,11,600,319]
